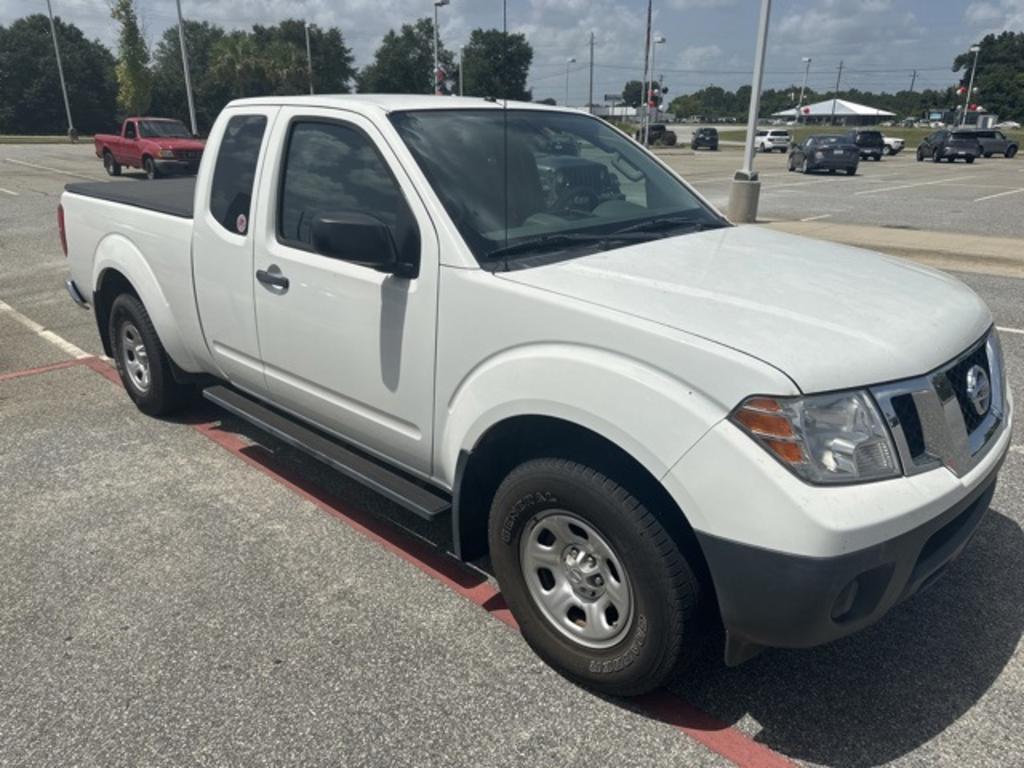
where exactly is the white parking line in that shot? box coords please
[854,175,977,196]
[800,214,832,222]
[1011,445,1024,456]
[4,157,100,180]
[974,188,1024,203]
[997,326,1024,336]
[0,299,90,359]
[0,187,19,196]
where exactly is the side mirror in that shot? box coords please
[311,213,417,278]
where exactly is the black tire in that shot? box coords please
[1007,146,1018,159]
[882,146,892,156]
[966,156,975,164]
[846,167,857,176]
[108,293,189,416]
[984,152,992,158]
[916,148,924,162]
[143,156,158,180]
[488,458,700,696]
[103,150,121,177]
[932,149,942,163]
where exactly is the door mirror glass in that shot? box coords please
[312,213,411,277]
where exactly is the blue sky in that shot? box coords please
[4,0,1022,103]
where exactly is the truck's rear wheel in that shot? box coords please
[108,294,188,416]
[488,458,699,696]
[103,150,121,177]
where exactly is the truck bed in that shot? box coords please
[64,178,195,219]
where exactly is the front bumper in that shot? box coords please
[699,457,1002,664]
[153,158,200,175]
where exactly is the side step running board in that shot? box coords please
[202,385,451,521]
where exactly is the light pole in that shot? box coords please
[44,0,75,141]
[961,44,980,126]
[304,22,314,95]
[643,34,665,145]
[797,56,811,125]
[175,0,198,135]
[433,0,450,95]
[565,57,576,106]
[458,46,464,96]
[728,0,772,223]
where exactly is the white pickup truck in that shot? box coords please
[60,96,1013,695]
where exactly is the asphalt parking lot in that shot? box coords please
[659,137,1024,239]
[1,144,1023,767]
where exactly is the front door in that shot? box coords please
[251,108,438,476]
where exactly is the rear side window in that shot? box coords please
[277,120,417,255]
[210,114,267,235]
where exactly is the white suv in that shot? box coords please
[755,129,790,152]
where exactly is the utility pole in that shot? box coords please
[908,69,917,93]
[304,22,314,95]
[175,0,198,135]
[640,0,652,144]
[588,32,595,114]
[830,60,843,126]
[433,0,450,95]
[961,45,980,126]
[728,0,772,224]
[458,46,464,97]
[45,0,75,141]
[797,56,811,124]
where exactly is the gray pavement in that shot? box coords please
[1,141,1023,768]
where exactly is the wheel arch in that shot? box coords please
[451,413,715,601]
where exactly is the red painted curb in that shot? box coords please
[81,358,795,768]
[0,357,87,383]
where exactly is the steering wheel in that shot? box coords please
[552,186,599,215]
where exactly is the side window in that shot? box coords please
[124,122,136,139]
[210,114,267,236]
[278,120,417,254]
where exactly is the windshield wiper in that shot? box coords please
[612,216,725,236]
[482,231,650,262]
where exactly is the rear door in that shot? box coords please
[192,106,279,395]
[250,107,439,475]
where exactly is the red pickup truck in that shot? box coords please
[94,117,205,179]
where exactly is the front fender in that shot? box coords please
[438,343,727,488]
[92,233,201,372]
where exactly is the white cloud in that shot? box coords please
[964,0,1024,31]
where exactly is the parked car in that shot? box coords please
[754,129,790,152]
[958,129,1018,158]
[916,129,981,163]
[94,118,205,179]
[844,129,885,161]
[994,120,1020,130]
[690,127,719,151]
[788,135,859,175]
[634,123,677,146]
[881,136,905,156]
[60,95,1012,696]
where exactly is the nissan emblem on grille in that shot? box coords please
[966,365,991,417]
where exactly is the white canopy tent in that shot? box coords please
[773,98,896,125]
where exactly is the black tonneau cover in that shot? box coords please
[64,177,195,219]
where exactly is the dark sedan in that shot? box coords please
[787,135,859,175]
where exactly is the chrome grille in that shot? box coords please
[872,331,1006,478]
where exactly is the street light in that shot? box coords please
[961,44,981,126]
[797,56,811,125]
[458,45,464,97]
[44,0,75,141]
[565,56,576,106]
[433,0,450,95]
[643,34,665,145]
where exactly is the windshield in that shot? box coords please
[389,109,725,268]
[138,120,192,139]
[809,136,850,146]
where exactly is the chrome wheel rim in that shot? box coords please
[119,322,151,393]
[519,510,634,649]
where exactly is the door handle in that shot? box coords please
[256,266,289,291]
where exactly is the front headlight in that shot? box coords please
[814,151,824,160]
[730,391,900,484]
[158,148,175,159]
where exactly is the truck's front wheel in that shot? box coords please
[143,157,159,180]
[488,458,700,696]
[108,294,188,416]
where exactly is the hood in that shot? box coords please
[497,225,991,393]
[154,138,206,151]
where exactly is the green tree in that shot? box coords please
[622,79,661,108]
[953,32,1024,121]
[150,20,228,132]
[110,0,151,116]
[250,20,355,95]
[209,32,264,98]
[461,29,532,100]
[357,18,454,94]
[0,14,117,134]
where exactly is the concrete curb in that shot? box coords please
[760,221,1024,278]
